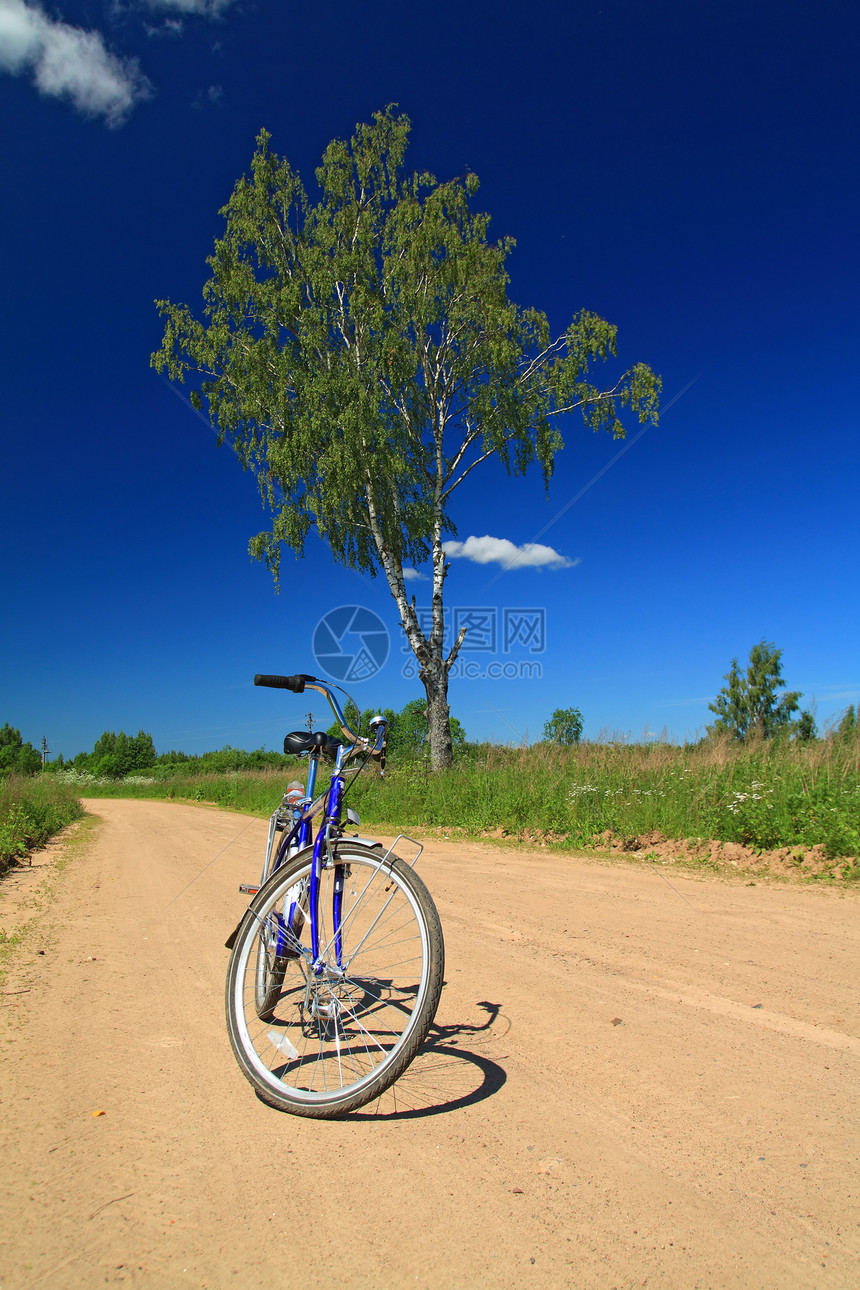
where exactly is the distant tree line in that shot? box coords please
[536,642,858,749]
[0,724,42,776]
[327,698,466,754]
[51,731,286,779]
[15,698,469,781]
[40,730,159,779]
[3,657,857,784]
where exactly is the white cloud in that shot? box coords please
[402,568,427,582]
[140,1,238,39]
[140,0,237,13]
[0,0,37,69]
[0,0,151,124]
[191,80,223,108]
[442,535,578,571]
[143,16,184,37]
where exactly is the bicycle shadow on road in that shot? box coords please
[348,999,510,1121]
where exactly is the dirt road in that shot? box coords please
[1,799,858,1289]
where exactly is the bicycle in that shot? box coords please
[224,672,445,1117]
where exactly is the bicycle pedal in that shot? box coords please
[238,883,260,895]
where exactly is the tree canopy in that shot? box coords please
[836,705,857,741]
[75,730,157,779]
[327,697,465,755]
[0,724,41,776]
[153,107,660,767]
[708,640,802,740]
[543,707,584,745]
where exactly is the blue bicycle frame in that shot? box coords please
[253,674,387,977]
[269,762,345,970]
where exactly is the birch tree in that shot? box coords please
[152,108,660,768]
[708,640,802,740]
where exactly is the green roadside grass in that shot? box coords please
[0,775,85,874]
[63,733,859,869]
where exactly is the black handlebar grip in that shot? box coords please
[254,673,309,692]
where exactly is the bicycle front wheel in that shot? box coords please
[226,843,444,1117]
[254,934,287,1021]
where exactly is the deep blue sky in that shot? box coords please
[2,0,858,756]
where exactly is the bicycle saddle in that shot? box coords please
[283,730,343,759]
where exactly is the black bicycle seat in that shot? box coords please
[283,731,343,759]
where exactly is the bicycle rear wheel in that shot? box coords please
[226,842,444,1117]
[253,873,306,1019]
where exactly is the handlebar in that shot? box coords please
[254,671,387,759]
[254,674,316,693]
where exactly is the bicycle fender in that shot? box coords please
[224,839,384,949]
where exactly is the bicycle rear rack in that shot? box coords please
[238,833,423,896]
[380,835,424,871]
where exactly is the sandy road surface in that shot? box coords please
[1,799,858,1289]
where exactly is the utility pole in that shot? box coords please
[305,712,314,732]
[40,736,50,770]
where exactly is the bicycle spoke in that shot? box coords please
[227,845,443,1115]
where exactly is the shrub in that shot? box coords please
[0,776,84,871]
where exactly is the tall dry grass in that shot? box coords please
[77,731,859,859]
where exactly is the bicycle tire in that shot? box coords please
[254,936,287,1020]
[253,871,306,1019]
[226,842,444,1118]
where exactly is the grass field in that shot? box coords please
[68,732,859,864]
